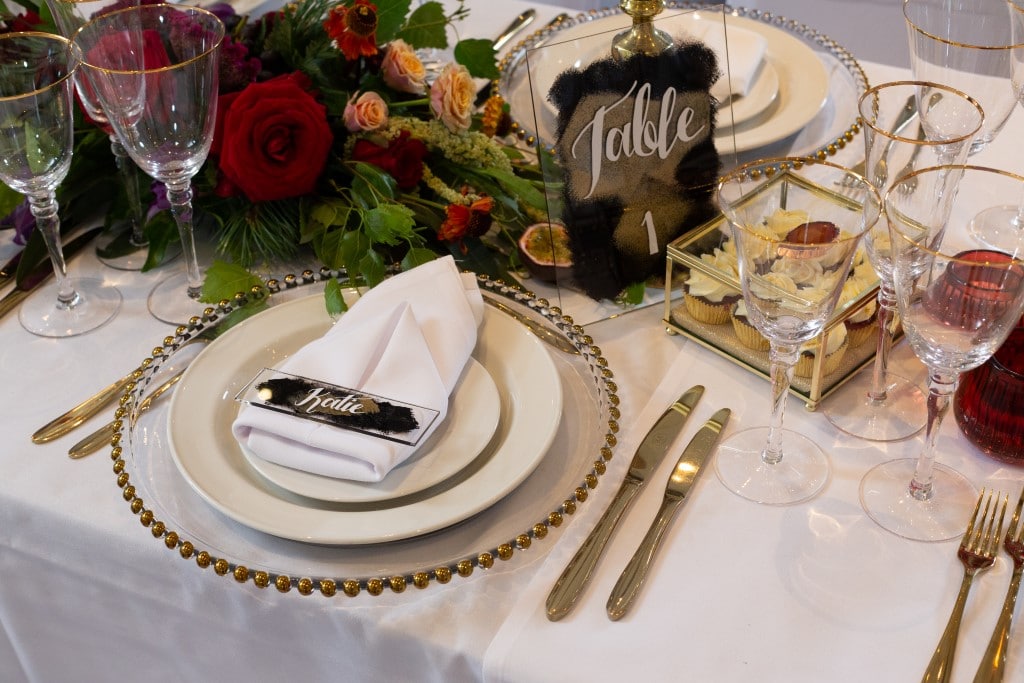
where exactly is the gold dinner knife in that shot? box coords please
[606,407,731,621]
[545,384,705,621]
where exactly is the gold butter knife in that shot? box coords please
[545,385,705,621]
[606,407,730,621]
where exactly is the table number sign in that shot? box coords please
[235,368,439,446]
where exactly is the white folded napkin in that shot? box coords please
[685,23,768,102]
[231,256,484,482]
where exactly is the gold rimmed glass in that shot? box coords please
[73,3,224,324]
[861,166,1024,542]
[45,0,152,271]
[0,31,122,337]
[715,159,880,506]
[824,81,983,442]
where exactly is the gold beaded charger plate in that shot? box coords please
[115,275,619,597]
[498,3,868,164]
[234,357,501,504]
[164,292,560,544]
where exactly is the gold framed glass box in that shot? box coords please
[664,208,882,410]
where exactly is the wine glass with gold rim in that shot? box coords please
[715,159,880,506]
[0,31,122,337]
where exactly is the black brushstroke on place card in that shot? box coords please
[235,369,439,446]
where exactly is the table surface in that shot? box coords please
[2,2,1023,682]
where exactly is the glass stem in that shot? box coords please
[763,342,799,466]
[909,370,958,501]
[164,179,202,299]
[867,282,898,402]
[27,191,77,309]
[109,135,146,247]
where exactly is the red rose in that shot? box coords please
[350,130,427,191]
[215,72,333,202]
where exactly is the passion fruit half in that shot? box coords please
[518,222,573,282]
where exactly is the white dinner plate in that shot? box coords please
[166,293,563,545]
[507,10,829,153]
[239,357,501,503]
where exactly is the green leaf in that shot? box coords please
[200,260,266,304]
[376,0,413,44]
[24,120,61,177]
[350,162,399,204]
[363,203,415,245]
[359,248,387,287]
[454,38,498,80]
[0,182,21,218]
[397,1,447,48]
[401,247,438,271]
[481,167,546,210]
[324,278,350,316]
[338,228,371,270]
[618,281,647,306]
[141,211,179,271]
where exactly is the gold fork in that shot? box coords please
[922,489,1008,683]
[972,487,1024,683]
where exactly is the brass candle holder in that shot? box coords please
[612,0,673,60]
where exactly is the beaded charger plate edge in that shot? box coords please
[104,269,620,599]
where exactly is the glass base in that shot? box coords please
[96,222,180,271]
[860,458,978,542]
[823,372,926,442]
[968,204,1024,253]
[18,277,122,338]
[715,426,830,505]
[148,271,207,325]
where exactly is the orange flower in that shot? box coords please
[438,196,495,249]
[323,0,378,61]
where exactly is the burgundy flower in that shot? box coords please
[350,130,427,191]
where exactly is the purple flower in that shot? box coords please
[0,200,35,245]
[147,181,169,222]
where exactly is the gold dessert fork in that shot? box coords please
[923,489,1008,683]
[972,487,1024,683]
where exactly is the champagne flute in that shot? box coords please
[715,159,880,506]
[45,0,153,271]
[824,81,983,441]
[73,3,224,324]
[860,166,1024,542]
[0,32,122,337]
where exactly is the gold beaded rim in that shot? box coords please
[107,269,620,598]
[493,3,869,164]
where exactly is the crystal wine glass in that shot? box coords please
[824,81,983,441]
[0,31,122,337]
[46,0,152,271]
[860,165,1024,542]
[715,159,880,506]
[73,4,224,324]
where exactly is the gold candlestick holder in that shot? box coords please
[612,0,673,60]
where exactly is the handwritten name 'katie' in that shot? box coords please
[570,81,707,199]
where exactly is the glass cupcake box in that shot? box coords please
[664,210,882,410]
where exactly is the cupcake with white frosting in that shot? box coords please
[795,325,848,377]
[730,300,770,351]
[682,248,742,324]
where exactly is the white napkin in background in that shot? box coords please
[231,256,484,482]
[685,23,768,102]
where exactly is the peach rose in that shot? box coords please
[381,39,426,95]
[343,91,389,132]
[430,63,474,132]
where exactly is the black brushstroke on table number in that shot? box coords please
[550,44,722,300]
[256,376,421,434]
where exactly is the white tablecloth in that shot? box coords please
[1,3,1022,682]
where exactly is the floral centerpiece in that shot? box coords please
[0,0,553,312]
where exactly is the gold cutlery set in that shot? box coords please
[924,488,1024,683]
[546,385,730,622]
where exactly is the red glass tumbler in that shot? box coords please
[954,317,1024,464]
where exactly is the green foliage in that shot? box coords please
[324,278,350,315]
[454,39,498,80]
[397,1,446,48]
[200,260,267,303]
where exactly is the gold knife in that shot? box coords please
[606,407,731,621]
[545,384,705,621]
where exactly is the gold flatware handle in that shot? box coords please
[546,478,641,621]
[484,297,579,355]
[32,372,135,444]
[67,369,184,459]
[972,566,1024,683]
[606,494,681,621]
